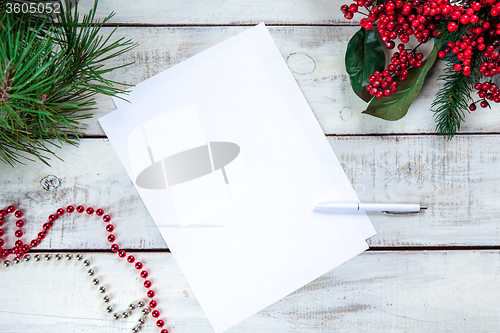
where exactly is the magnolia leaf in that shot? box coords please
[362,41,442,121]
[345,27,385,103]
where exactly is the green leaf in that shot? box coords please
[362,40,443,121]
[345,27,385,103]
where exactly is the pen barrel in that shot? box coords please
[359,203,421,212]
[314,203,422,212]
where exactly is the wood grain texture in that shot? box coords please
[1,136,498,249]
[84,26,500,137]
[78,0,359,25]
[1,251,499,332]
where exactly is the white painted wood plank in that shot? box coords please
[0,136,498,249]
[330,135,500,247]
[78,0,358,25]
[1,251,499,332]
[86,26,500,136]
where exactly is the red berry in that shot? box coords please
[349,4,358,12]
[459,14,469,24]
[438,51,446,58]
[453,64,462,71]
[447,22,458,32]
[481,101,489,108]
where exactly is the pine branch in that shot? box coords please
[431,52,483,139]
[0,0,137,166]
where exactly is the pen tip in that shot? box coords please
[420,206,427,210]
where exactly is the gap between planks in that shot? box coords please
[25,247,500,253]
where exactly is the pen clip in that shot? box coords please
[382,207,427,215]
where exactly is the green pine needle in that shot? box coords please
[0,0,137,166]
[431,52,483,140]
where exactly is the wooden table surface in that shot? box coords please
[2,1,500,332]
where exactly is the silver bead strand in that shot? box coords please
[1,251,149,332]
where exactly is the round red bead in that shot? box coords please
[103,215,111,222]
[106,224,114,232]
[86,207,94,215]
[0,219,3,226]
[96,209,104,216]
[135,262,143,269]
[156,320,164,327]
[0,229,4,236]
[16,220,24,228]
[48,214,57,222]
[118,250,126,258]
[149,300,157,308]
[15,230,23,238]
[66,205,75,213]
[43,223,51,231]
[108,234,116,242]
[7,206,15,213]
[38,231,46,239]
[127,255,135,263]
[152,310,160,318]
[111,244,119,252]
[76,206,85,213]
[144,280,152,288]
[0,239,3,246]
[57,208,65,216]
[1,249,9,257]
[0,210,7,217]
[31,239,39,247]
[15,240,23,247]
[147,290,155,298]
[14,210,23,218]
[161,330,169,333]
[140,270,148,278]
[23,244,29,252]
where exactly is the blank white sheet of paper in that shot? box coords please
[100,23,376,333]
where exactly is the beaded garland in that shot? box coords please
[0,205,168,333]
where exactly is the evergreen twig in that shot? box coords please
[0,0,137,166]
[431,52,483,139]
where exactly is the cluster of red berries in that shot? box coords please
[470,81,500,110]
[342,0,500,111]
[342,0,442,98]
[436,19,500,109]
[366,43,425,98]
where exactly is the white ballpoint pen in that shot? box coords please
[314,202,427,213]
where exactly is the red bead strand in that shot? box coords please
[0,204,168,333]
